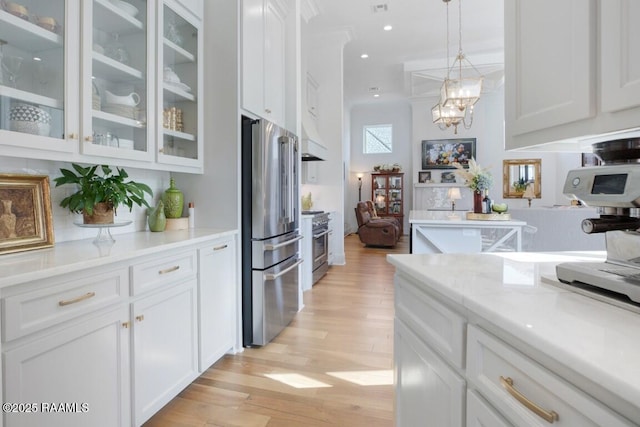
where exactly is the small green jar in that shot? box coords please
[162,178,184,218]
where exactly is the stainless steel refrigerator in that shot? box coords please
[241,116,301,347]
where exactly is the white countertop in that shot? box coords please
[387,251,640,420]
[409,209,526,226]
[0,228,238,288]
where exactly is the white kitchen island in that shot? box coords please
[409,210,527,253]
[387,251,640,426]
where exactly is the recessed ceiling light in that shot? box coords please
[361,53,369,59]
[373,94,380,98]
[383,25,392,31]
[33,56,42,61]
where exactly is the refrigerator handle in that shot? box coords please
[279,136,296,223]
[264,259,303,281]
[263,234,303,250]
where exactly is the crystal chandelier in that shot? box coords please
[432,0,483,134]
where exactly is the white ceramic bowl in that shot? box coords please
[9,104,52,136]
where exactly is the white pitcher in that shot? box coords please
[104,90,140,106]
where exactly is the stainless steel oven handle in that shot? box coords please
[264,259,303,280]
[312,230,330,239]
[263,235,303,250]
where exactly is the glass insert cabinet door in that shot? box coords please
[157,2,200,167]
[82,0,152,160]
[0,0,73,151]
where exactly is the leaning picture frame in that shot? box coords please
[418,171,431,183]
[0,174,54,255]
[421,138,476,169]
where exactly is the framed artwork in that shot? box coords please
[440,171,457,183]
[0,174,54,255]
[418,171,431,183]
[421,138,476,169]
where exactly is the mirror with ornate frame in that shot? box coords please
[503,159,542,198]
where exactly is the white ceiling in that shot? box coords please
[306,0,505,108]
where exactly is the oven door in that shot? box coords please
[311,228,329,284]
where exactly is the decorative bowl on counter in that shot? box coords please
[9,104,51,136]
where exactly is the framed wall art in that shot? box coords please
[421,138,476,169]
[418,171,431,183]
[0,174,54,255]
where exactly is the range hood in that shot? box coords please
[301,111,327,161]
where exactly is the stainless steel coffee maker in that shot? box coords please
[556,138,640,304]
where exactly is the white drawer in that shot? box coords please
[131,250,196,295]
[2,267,128,341]
[395,273,466,369]
[467,390,512,427]
[467,325,635,427]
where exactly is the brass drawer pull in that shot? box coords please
[500,376,559,423]
[58,292,96,307]
[136,315,144,322]
[158,265,180,275]
[213,244,228,251]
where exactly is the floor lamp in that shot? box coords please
[357,173,363,201]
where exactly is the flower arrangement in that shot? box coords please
[373,163,402,173]
[452,158,493,192]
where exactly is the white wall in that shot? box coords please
[0,157,169,243]
[410,87,584,209]
[347,101,413,234]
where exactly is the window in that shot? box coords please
[363,124,393,154]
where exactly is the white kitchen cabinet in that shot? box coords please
[395,318,465,427]
[505,0,640,150]
[198,236,237,371]
[0,230,238,427]
[156,1,203,171]
[306,73,319,118]
[467,325,635,427]
[81,0,154,163]
[0,0,203,173]
[0,0,79,156]
[241,0,287,128]
[466,390,512,427]
[132,278,198,425]
[3,306,130,427]
[600,0,640,113]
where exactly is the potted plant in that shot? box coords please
[54,164,153,224]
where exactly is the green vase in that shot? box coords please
[148,200,166,232]
[162,178,184,218]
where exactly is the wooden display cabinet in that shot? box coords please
[371,172,404,234]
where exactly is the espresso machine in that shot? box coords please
[556,139,640,305]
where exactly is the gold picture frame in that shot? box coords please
[0,174,54,255]
[502,159,542,199]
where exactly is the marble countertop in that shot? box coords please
[409,210,526,225]
[387,250,640,421]
[0,228,238,288]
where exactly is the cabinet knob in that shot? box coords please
[122,322,130,329]
[85,136,93,142]
[265,109,272,114]
[67,133,78,140]
[136,315,145,322]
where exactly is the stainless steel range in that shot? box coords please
[302,211,330,285]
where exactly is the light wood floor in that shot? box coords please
[144,234,409,427]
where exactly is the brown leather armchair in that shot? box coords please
[354,201,400,247]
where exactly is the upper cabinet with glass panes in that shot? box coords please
[157,1,203,170]
[0,0,75,154]
[0,0,203,173]
[81,0,153,162]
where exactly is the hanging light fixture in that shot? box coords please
[433,0,483,133]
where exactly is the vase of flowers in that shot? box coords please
[452,158,493,214]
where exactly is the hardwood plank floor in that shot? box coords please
[144,234,409,427]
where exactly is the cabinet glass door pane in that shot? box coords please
[87,0,148,156]
[0,0,65,140]
[160,4,198,162]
